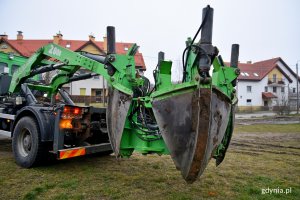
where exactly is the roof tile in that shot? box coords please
[262,92,277,98]
[225,57,291,82]
[4,38,146,70]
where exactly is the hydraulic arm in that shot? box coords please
[7,5,240,183]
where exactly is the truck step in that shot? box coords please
[57,143,112,160]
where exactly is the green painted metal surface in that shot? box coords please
[0,52,44,80]
[0,40,239,158]
[0,5,240,182]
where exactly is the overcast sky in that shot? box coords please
[1,0,299,82]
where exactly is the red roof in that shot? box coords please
[1,38,146,70]
[262,92,277,99]
[225,58,293,82]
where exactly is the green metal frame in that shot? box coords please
[0,52,46,80]
[1,36,239,158]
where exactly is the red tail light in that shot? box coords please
[61,106,83,119]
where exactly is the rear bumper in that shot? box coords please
[57,143,112,160]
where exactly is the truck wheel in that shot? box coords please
[12,116,46,168]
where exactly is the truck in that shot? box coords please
[0,5,240,183]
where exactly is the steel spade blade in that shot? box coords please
[152,86,231,183]
[106,86,131,157]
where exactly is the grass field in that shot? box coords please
[0,124,299,200]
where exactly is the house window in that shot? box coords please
[0,44,8,49]
[0,62,8,73]
[246,99,252,105]
[247,86,252,93]
[273,87,277,93]
[272,74,277,82]
[91,88,102,96]
[265,86,268,92]
[80,88,86,96]
[281,87,285,93]
[293,88,296,93]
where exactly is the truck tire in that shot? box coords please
[12,116,47,168]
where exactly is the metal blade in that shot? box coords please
[152,86,231,183]
[106,86,131,157]
[215,104,236,166]
[207,88,232,167]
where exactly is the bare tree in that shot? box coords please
[274,92,290,115]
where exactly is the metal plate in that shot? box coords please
[106,86,131,157]
[152,86,231,183]
[203,88,231,170]
[215,104,236,166]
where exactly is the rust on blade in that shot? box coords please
[186,87,231,183]
[184,88,211,183]
[106,86,131,157]
[152,86,231,183]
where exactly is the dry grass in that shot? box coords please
[0,123,299,200]
[235,123,300,133]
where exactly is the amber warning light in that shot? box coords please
[59,106,84,129]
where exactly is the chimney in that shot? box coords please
[103,35,107,53]
[53,31,63,44]
[17,31,23,40]
[89,33,95,41]
[247,61,252,64]
[0,33,8,40]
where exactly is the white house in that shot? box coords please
[235,58,300,111]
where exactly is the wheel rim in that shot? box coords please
[17,128,32,157]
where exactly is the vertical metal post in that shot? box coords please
[107,26,116,54]
[102,76,106,107]
[200,6,214,45]
[106,26,116,76]
[158,51,165,62]
[158,51,165,70]
[53,110,64,152]
[230,44,239,68]
[296,63,299,114]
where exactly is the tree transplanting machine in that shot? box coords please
[0,5,240,183]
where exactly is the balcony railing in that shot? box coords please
[268,78,285,85]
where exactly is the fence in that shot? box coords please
[70,95,107,105]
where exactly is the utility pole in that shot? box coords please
[297,63,299,114]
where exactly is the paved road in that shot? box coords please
[236,111,297,119]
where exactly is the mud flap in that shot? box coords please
[152,86,231,183]
[106,86,132,157]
